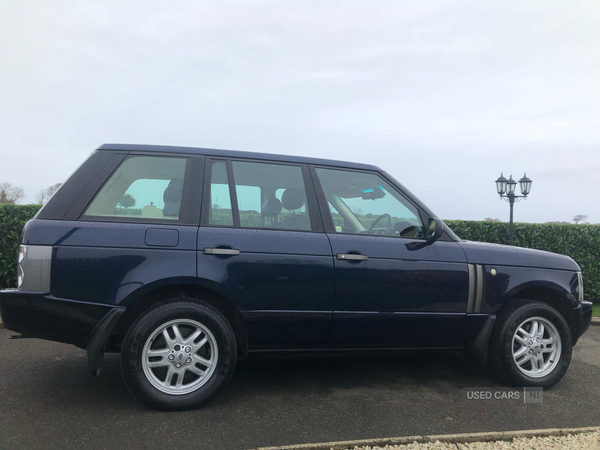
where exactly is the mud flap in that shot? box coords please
[86,308,125,376]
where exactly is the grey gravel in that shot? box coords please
[349,431,600,449]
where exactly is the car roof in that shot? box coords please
[98,143,381,171]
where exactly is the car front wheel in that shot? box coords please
[121,299,237,410]
[489,300,572,388]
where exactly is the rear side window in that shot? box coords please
[83,155,187,221]
[232,161,311,231]
[205,160,312,231]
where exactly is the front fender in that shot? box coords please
[483,265,579,314]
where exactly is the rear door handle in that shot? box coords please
[337,253,368,261]
[203,248,241,256]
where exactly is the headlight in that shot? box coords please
[577,271,584,302]
[17,245,52,292]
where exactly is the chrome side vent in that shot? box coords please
[467,264,486,314]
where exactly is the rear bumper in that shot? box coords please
[573,301,593,345]
[0,289,122,348]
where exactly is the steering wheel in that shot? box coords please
[368,213,392,235]
[393,220,422,238]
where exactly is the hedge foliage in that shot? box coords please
[0,204,41,289]
[446,220,600,302]
[0,205,598,301]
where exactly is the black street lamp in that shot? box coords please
[495,172,533,245]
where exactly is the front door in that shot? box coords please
[312,166,469,347]
[197,158,334,349]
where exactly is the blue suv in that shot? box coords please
[0,144,592,410]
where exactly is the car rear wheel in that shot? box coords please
[121,299,236,410]
[489,300,572,388]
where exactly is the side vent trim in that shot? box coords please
[467,264,486,314]
[467,264,476,313]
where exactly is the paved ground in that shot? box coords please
[0,326,599,450]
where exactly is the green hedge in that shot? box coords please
[0,204,41,289]
[0,206,598,302]
[446,220,600,302]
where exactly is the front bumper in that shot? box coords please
[0,289,121,348]
[574,300,593,345]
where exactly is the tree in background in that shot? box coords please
[484,218,501,222]
[118,194,136,209]
[573,214,588,224]
[35,183,63,205]
[0,182,25,204]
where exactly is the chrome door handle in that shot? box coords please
[337,253,368,261]
[203,248,241,256]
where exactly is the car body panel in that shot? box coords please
[327,234,469,345]
[197,226,334,347]
[459,240,579,271]
[23,220,198,307]
[0,144,592,367]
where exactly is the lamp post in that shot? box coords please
[495,173,532,245]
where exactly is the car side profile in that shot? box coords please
[0,144,593,410]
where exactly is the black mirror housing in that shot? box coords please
[426,217,444,244]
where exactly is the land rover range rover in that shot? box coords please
[0,144,592,410]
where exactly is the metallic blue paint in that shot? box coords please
[482,265,579,314]
[327,234,469,345]
[0,291,120,347]
[197,226,334,347]
[0,147,592,360]
[459,240,580,271]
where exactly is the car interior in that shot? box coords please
[315,168,423,238]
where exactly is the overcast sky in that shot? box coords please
[1,0,599,223]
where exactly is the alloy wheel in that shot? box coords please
[141,319,218,395]
[511,316,562,379]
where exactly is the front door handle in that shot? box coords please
[337,253,368,261]
[204,247,241,256]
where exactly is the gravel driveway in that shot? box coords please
[351,431,600,449]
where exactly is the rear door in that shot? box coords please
[197,158,334,349]
[311,166,469,347]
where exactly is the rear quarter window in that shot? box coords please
[83,155,187,222]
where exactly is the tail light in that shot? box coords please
[16,245,52,292]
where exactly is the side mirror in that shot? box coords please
[426,217,443,244]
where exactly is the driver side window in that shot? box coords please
[315,168,423,238]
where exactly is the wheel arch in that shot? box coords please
[472,282,579,365]
[495,283,578,344]
[109,281,248,357]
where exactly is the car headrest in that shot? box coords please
[163,178,184,204]
[262,197,282,217]
[281,187,305,211]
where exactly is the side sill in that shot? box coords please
[247,345,466,356]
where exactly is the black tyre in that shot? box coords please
[121,299,237,411]
[489,300,572,388]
